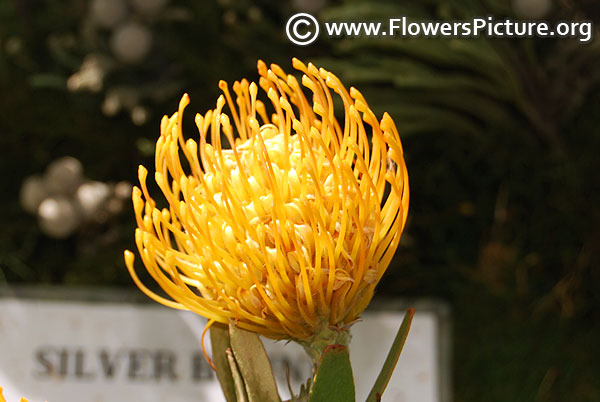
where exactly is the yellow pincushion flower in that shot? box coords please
[124,58,409,343]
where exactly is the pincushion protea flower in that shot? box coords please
[124,58,409,349]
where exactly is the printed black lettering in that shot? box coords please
[153,349,178,380]
[58,348,69,377]
[74,349,94,379]
[191,351,214,381]
[99,349,119,378]
[34,347,54,377]
[128,349,150,380]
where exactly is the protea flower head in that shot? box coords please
[124,58,409,350]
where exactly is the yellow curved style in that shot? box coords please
[124,58,409,341]
[0,386,30,402]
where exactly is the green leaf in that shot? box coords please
[308,345,355,402]
[228,320,281,402]
[365,308,415,402]
[210,322,238,402]
[227,348,249,402]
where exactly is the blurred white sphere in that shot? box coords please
[76,181,111,219]
[91,0,128,29]
[103,87,140,113]
[114,181,133,199]
[130,105,150,125]
[102,91,122,116]
[110,21,153,64]
[130,0,169,17]
[44,156,83,195]
[511,0,552,19]
[20,175,49,214]
[106,197,124,215]
[38,196,80,238]
[66,54,108,93]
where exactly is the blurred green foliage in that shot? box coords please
[1,0,599,401]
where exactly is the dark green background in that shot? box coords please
[1,0,598,400]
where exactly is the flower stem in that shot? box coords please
[298,324,351,367]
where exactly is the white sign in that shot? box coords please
[0,293,448,402]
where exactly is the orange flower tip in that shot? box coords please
[285,75,296,87]
[307,63,319,75]
[258,76,267,89]
[155,171,164,185]
[257,59,267,74]
[266,69,278,82]
[313,102,325,116]
[138,165,148,178]
[279,97,292,110]
[380,112,392,125]
[219,113,230,126]
[124,250,135,267]
[270,63,284,77]
[301,74,312,88]
[383,132,395,143]
[218,80,227,90]
[132,197,144,214]
[179,94,190,111]
[292,119,303,131]
[354,100,368,113]
[249,82,258,98]
[291,57,304,69]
